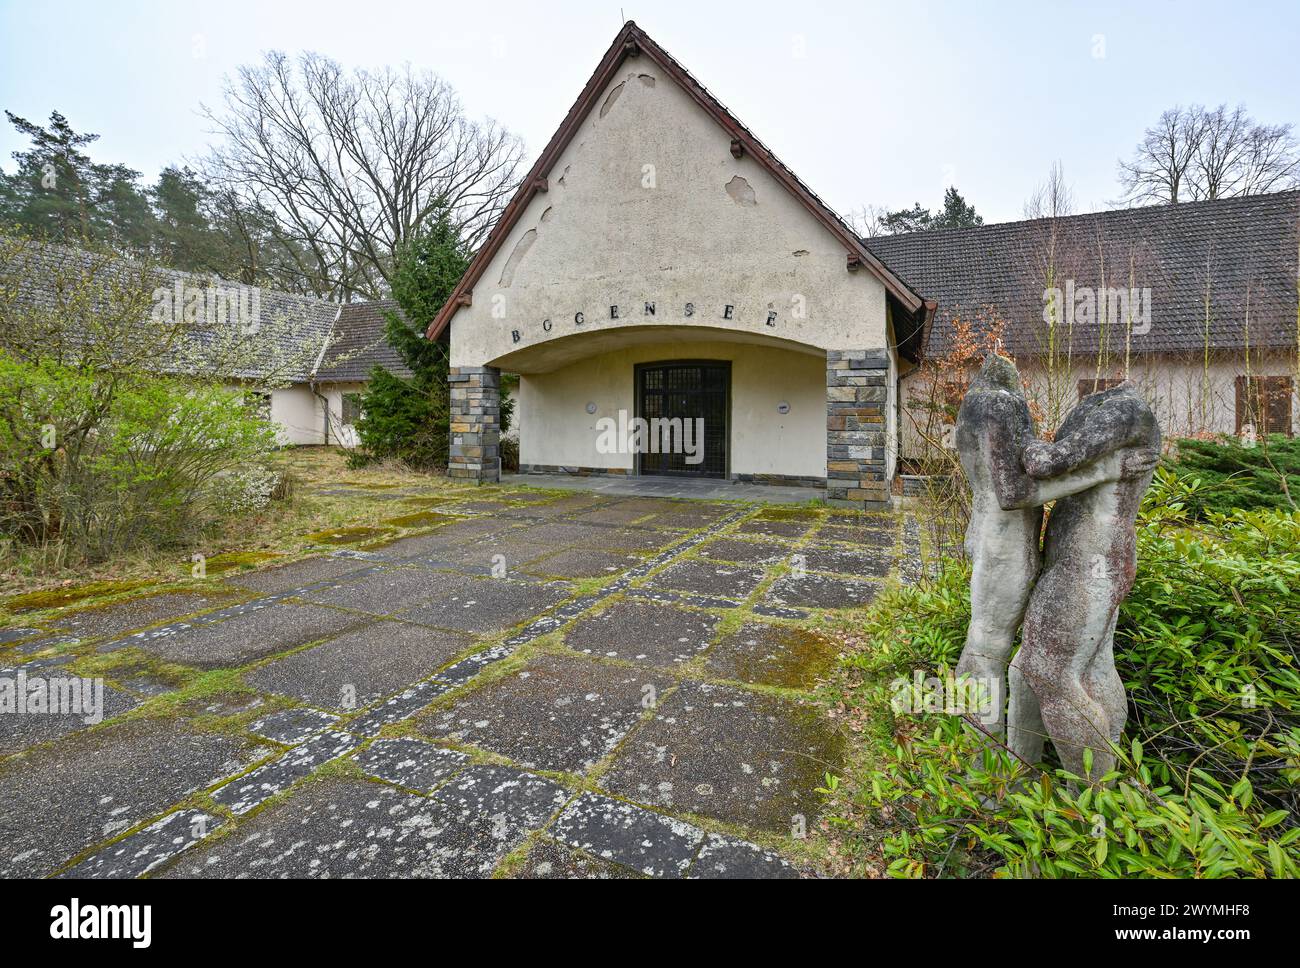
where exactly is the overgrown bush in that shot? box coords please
[1162,435,1300,517]
[0,351,278,565]
[831,471,1300,877]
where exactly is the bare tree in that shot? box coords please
[1022,162,1078,431]
[201,52,525,300]
[845,203,889,238]
[1118,107,1204,204]
[1237,121,1300,196]
[1119,103,1299,205]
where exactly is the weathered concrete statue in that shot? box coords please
[954,355,1158,782]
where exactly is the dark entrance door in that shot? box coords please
[635,361,729,478]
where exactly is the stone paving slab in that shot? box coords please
[581,527,684,552]
[704,621,840,689]
[419,654,669,774]
[299,565,464,615]
[0,627,43,645]
[690,834,800,879]
[733,518,815,539]
[814,523,896,547]
[512,521,629,548]
[764,573,881,610]
[210,729,360,815]
[61,808,222,879]
[566,503,662,526]
[551,792,705,878]
[127,602,376,669]
[798,545,893,578]
[342,677,456,737]
[522,549,645,580]
[397,576,572,634]
[625,587,742,611]
[52,591,234,641]
[510,836,645,879]
[695,537,790,565]
[416,538,558,574]
[648,560,767,600]
[641,506,737,531]
[248,707,340,744]
[161,779,525,879]
[0,718,256,877]
[245,620,474,713]
[601,680,843,832]
[0,673,140,754]
[223,556,372,595]
[353,737,469,791]
[431,764,569,830]
[565,600,719,666]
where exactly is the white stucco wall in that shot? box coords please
[519,339,826,477]
[899,352,1297,462]
[270,385,322,446]
[318,382,367,448]
[447,60,889,373]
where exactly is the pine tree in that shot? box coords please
[352,206,474,469]
[0,110,149,249]
[932,186,984,230]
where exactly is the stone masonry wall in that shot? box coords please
[826,349,890,509]
[448,365,501,482]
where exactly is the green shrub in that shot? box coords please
[0,350,277,565]
[1162,435,1300,517]
[833,473,1300,877]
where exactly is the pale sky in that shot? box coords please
[1,0,1297,225]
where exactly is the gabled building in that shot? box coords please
[429,21,933,509]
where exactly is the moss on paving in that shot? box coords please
[3,579,154,614]
[303,525,395,545]
[381,510,461,529]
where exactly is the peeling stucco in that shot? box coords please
[499,229,538,288]
[725,175,757,207]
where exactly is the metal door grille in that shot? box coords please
[636,361,729,478]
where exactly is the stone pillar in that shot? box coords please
[826,349,890,509]
[448,365,501,482]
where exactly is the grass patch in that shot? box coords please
[3,578,153,614]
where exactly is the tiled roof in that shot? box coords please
[313,299,414,382]
[864,190,1299,359]
[7,242,341,383]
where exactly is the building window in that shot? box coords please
[1235,376,1293,436]
[1077,378,1124,400]
[342,392,363,426]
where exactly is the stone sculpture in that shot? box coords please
[954,354,1159,782]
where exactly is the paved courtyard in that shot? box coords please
[0,485,920,879]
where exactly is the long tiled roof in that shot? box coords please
[5,243,419,384]
[314,299,414,382]
[6,242,341,382]
[864,190,1299,359]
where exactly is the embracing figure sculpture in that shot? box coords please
[953,354,1159,782]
